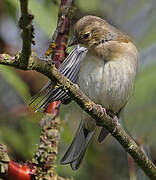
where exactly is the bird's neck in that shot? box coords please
[89,41,137,63]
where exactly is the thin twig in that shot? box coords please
[51,0,73,43]
[18,0,34,68]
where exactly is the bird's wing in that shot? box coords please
[30,45,88,111]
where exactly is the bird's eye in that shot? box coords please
[83,32,91,39]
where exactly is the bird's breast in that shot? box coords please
[78,54,136,113]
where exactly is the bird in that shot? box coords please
[30,15,138,170]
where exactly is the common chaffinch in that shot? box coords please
[31,15,138,170]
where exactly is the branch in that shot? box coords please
[32,114,61,179]
[51,0,73,44]
[18,0,34,67]
[0,53,156,179]
[45,0,73,67]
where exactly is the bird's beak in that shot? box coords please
[68,35,79,47]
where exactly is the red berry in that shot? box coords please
[7,160,33,180]
[45,101,61,115]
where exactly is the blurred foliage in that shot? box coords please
[125,65,156,146]
[4,0,18,20]
[0,65,29,99]
[29,0,58,36]
[0,0,156,180]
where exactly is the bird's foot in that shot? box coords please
[96,106,119,134]
[107,110,119,135]
[97,104,106,117]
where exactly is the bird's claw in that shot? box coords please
[106,110,119,135]
[97,104,106,117]
[96,106,119,134]
[111,114,119,135]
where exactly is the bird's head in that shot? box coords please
[68,16,131,50]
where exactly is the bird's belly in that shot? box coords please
[78,57,135,113]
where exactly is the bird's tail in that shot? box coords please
[98,127,109,143]
[60,120,95,170]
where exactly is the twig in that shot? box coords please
[45,0,73,67]
[18,0,35,68]
[51,0,73,43]
[51,0,73,67]
[0,53,156,179]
